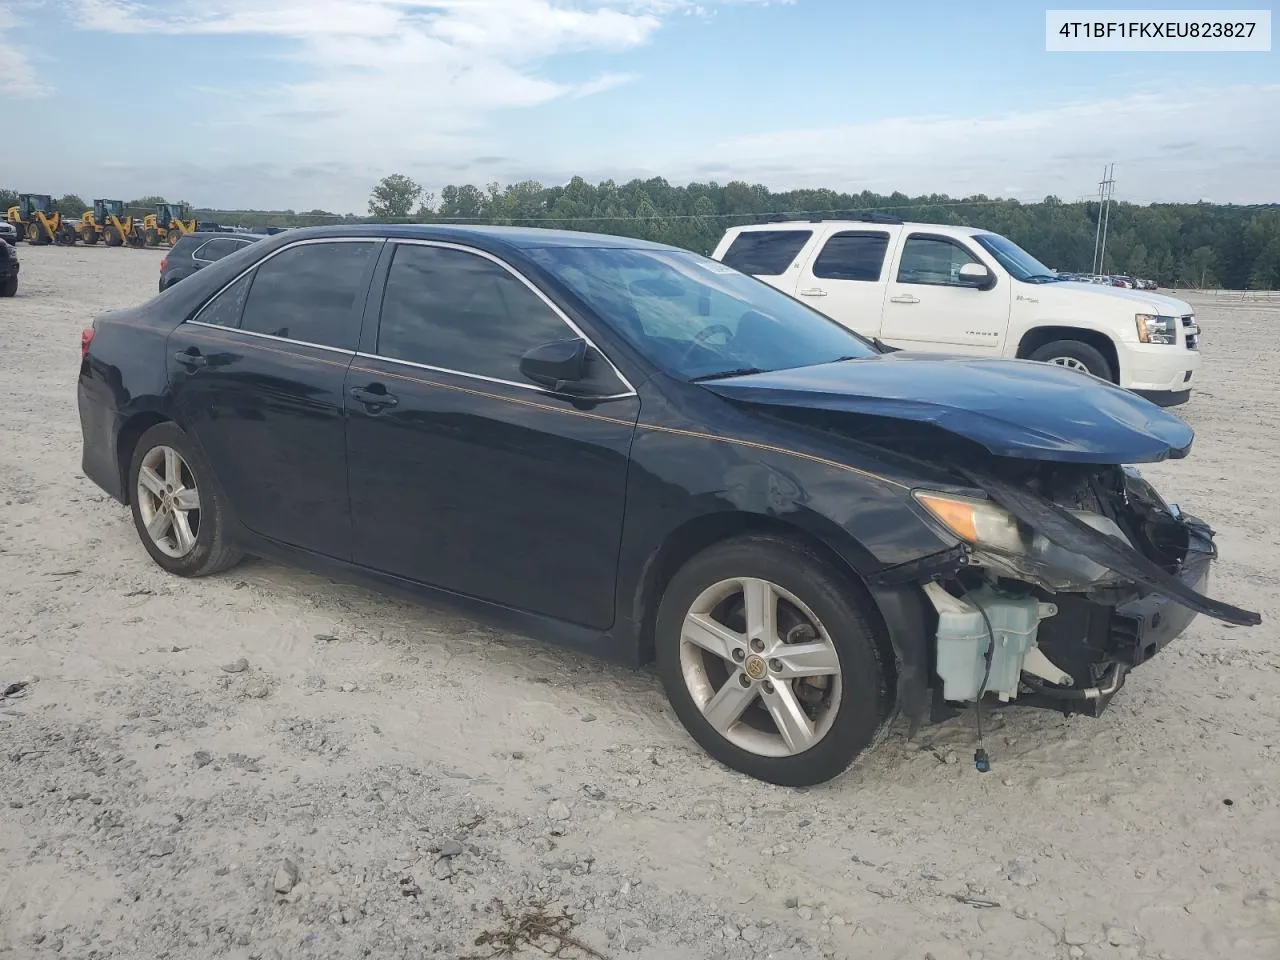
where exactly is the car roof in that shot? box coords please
[259,223,679,253]
[726,220,990,237]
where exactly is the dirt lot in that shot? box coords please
[1,244,1277,960]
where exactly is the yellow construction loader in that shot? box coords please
[79,200,143,247]
[5,194,63,245]
[143,203,197,246]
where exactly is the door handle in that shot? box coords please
[889,295,920,304]
[173,350,207,368]
[350,385,399,411]
[798,288,827,297]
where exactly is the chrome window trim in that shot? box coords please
[353,351,635,401]
[380,238,637,397]
[185,235,638,398]
[189,236,382,328]
[186,319,356,356]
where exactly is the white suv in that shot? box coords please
[711,218,1201,406]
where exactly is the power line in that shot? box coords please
[166,194,1103,226]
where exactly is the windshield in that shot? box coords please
[524,246,877,380]
[972,233,1058,283]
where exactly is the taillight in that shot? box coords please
[160,256,168,272]
[81,328,94,361]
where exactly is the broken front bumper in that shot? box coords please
[1018,518,1216,717]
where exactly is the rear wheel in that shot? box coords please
[655,535,889,786]
[82,227,99,245]
[128,422,243,577]
[167,228,182,247]
[27,222,51,245]
[1028,340,1115,382]
[104,225,123,247]
[145,228,161,247]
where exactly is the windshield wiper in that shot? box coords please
[689,367,767,382]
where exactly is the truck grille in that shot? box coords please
[1181,315,1199,350]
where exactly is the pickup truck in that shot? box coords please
[711,218,1200,406]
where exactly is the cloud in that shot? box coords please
[62,0,756,166]
[647,84,1280,205]
[0,7,51,96]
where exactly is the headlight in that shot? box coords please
[914,492,1022,552]
[913,490,1131,591]
[1135,313,1177,345]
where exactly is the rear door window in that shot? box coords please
[238,241,375,349]
[195,238,243,262]
[193,273,252,327]
[811,231,890,281]
[720,230,812,276]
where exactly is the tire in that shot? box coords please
[127,422,243,578]
[105,225,123,247]
[145,228,160,247]
[82,228,99,245]
[1028,340,1115,382]
[27,222,51,245]
[655,534,889,786]
[167,229,182,247]
[0,277,16,298]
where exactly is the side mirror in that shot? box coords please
[519,337,589,391]
[957,262,995,290]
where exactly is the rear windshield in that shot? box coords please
[720,230,812,276]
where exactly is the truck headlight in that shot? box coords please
[1135,313,1177,345]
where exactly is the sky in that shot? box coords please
[2,0,1277,213]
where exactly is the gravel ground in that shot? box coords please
[1,245,1278,960]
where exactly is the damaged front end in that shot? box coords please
[911,463,1259,718]
[699,356,1260,721]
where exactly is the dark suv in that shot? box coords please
[159,232,261,291]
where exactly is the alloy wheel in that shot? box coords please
[136,445,201,558]
[679,577,842,757]
[1048,356,1090,373]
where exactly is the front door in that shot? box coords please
[167,239,380,558]
[879,232,1010,353]
[345,241,639,629]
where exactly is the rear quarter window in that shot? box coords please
[720,230,812,276]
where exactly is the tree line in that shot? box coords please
[7,178,1279,288]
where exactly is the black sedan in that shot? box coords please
[76,225,1257,786]
[0,238,18,297]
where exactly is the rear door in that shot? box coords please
[344,240,639,628]
[167,238,380,558]
[791,226,898,338]
[879,232,1010,352]
[715,228,816,294]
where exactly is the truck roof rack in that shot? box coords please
[763,213,905,226]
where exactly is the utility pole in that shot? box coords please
[1092,163,1116,275]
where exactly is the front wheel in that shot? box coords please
[0,276,16,297]
[655,535,889,786]
[1028,340,1115,382]
[128,422,243,577]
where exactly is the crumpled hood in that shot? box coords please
[702,354,1195,464]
